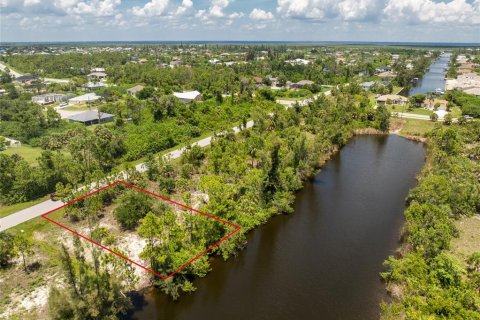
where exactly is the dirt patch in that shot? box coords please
[451,214,480,265]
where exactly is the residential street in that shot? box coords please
[0,120,256,231]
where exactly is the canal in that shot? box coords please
[409,52,451,96]
[129,135,426,320]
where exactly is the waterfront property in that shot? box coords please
[376,94,408,106]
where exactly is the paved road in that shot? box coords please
[393,112,431,120]
[0,62,70,83]
[1,90,330,231]
[0,200,64,232]
[0,120,256,231]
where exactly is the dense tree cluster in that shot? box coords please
[382,122,480,319]
[136,87,388,298]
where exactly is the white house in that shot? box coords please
[69,93,101,104]
[173,90,201,103]
[32,93,74,105]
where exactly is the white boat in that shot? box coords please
[434,88,445,95]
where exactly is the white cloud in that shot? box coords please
[338,0,380,21]
[175,0,192,15]
[195,0,242,21]
[276,0,337,20]
[209,0,229,17]
[383,0,480,25]
[24,0,41,6]
[228,11,244,19]
[69,0,120,16]
[132,0,169,17]
[249,8,274,20]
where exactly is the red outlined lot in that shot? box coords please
[41,180,241,280]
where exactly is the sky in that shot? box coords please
[1,0,480,43]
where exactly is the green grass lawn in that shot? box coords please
[62,105,92,111]
[387,105,433,116]
[450,106,462,118]
[392,86,404,94]
[399,118,437,136]
[0,196,50,219]
[1,145,44,165]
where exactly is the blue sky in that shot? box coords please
[1,0,480,42]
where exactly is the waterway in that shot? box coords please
[129,135,426,320]
[408,53,451,96]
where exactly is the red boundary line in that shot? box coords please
[41,180,241,280]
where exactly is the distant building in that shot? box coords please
[375,66,392,73]
[377,71,396,80]
[69,93,101,104]
[173,90,201,103]
[32,93,74,105]
[285,58,311,66]
[376,94,408,106]
[360,81,375,90]
[82,82,106,91]
[422,98,448,110]
[87,72,107,81]
[170,60,183,68]
[67,110,114,126]
[127,85,145,97]
[290,80,314,89]
[91,67,105,72]
[14,75,38,85]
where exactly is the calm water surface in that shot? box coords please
[409,53,451,96]
[130,135,426,320]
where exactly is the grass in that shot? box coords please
[451,215,480,266]
[387,105,433,116]
[450,106,462,118]
[61,105,92,111]
[1,145,43,165]
[0,196,50,219]
[392,86,404,94]
[391,118,437,137]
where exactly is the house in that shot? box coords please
[360,81,375,90]
[377,71,396,80]
[253,77,263,84]
[3,137,21,148]
[82,82,106,91]
[87,72,107,81]
[285,59,311,66]
[173,90,201,103]
[422,98,449,110]
[170,60,183,68]
[69,93,101,104]
[376,94,408,106]
[14,75,38,85]
[127,85,145,97]
[0,89,6,95]
[209,58,220,65]
[32,93,74,105]
[291,80,314,89]
[67,110,114,126]
[375,66,391,73]
[91,67,105,72]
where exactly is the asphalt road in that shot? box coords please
[0,120,255,231]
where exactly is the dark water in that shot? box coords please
[409,53,451,96]
[130,135,426,320]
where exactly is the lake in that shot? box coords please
[409,52,451,96]
[129,135,426,320]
